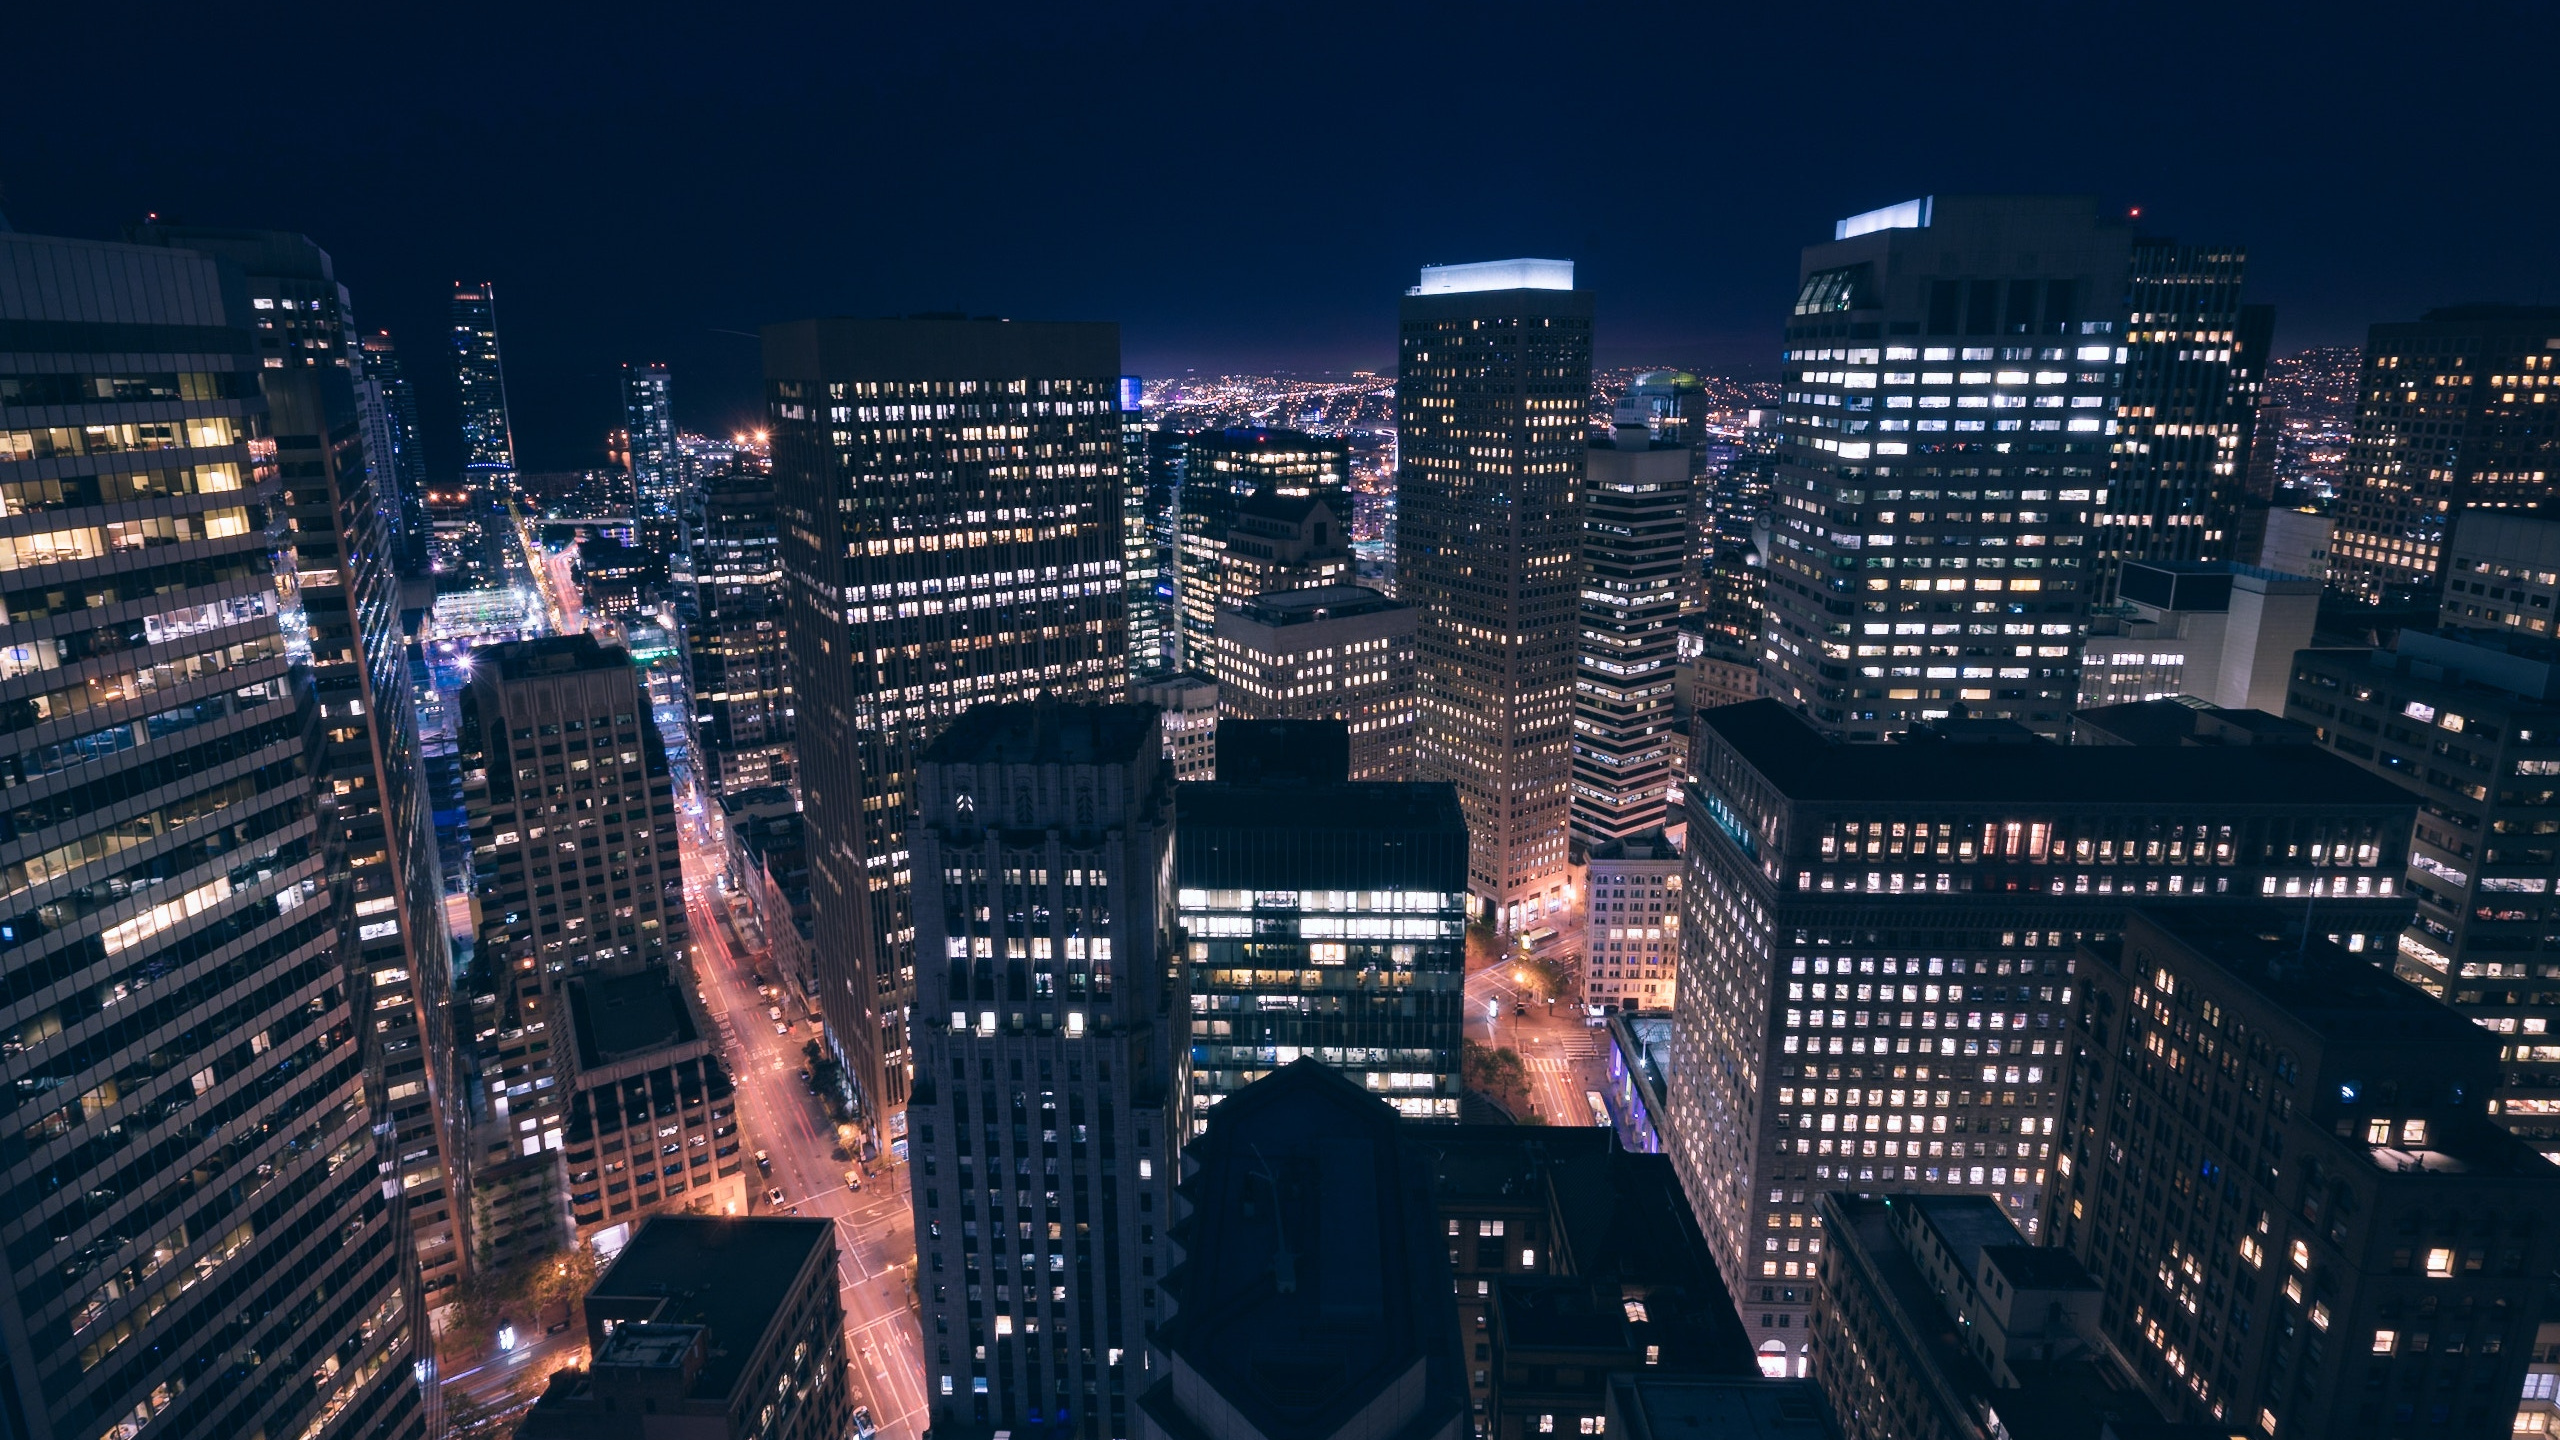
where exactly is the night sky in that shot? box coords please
[7,1,2554,476]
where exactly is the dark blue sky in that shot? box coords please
[8,0,2555,475]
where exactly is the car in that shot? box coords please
[1513,1002,1528,1017]
[853,1406,876,1440]
[766,1186,788,1208]
[775,1022,791,1035]
[845,1168,863,1191]
[767,1005,783,1021]
[754,1149,772,1174]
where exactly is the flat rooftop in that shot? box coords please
[923,700,1158,767]
[1227,584,1408,626]
[567,969,699,1070]
[1702,700,2412,808]
[583,1216,831,1401]
[1176,783,1466,891]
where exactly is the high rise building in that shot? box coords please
[130,224,471,1321]
[685,460,794,798]
[1119,377,1173,676]
[359,328,431,578]
[622,362,681,589]
[1398,259,1591,927]
[2044,909,2560,1438]
[2331,306,2560,606]
[1574,413,1692,846]
[1670,700,2417,1354]
[1212,584,1418,780]
[451,281,516,472]
[0,229,424,1440]
[1141,1062,1470,1440]
[520,1216,849,1440]
[2438,511,2560,643]
[456,636,718,1264]
[1173,426,1351,673]
[2092,240,2274,605]
[1761,196,2129,742]
[905,701,1181,1440]
[767,316,1128,1150]
[1173,721,1467,1121]
[1695,405,1777,666]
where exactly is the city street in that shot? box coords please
[1465,956,1612,1127]
[682,835,929,1440]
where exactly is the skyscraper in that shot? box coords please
[1173,426,1351,673]
[1573,411,1692,846]
[767,316,1128,1151]
[623,361,681,585]
[1119,376,1172,676]
[1669,701,2416,1354]
[685,459,795,797]
[131,223,471,1324]
[1398,259,1591,927]
[1212,584,1418,780]
[0,229,424,1440]
[2330,306,2560,606]
[451,281,516,472]
[2044,909,2560,1438]
[904,701,1180,1440]
[1760,196,2129,741]
[1172,721,1467,1120]
[360,328,431,578]
[2093,239,2274,605]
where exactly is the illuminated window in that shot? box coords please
[2426,1247,2455,1277]
[2372,1329,2397,1355]
[2290,1239,2311,1270]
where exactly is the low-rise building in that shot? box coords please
[520,1215,847,1440]
[1603,1011,1675,1156]
[1583,833,1683,1012]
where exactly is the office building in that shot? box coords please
[685,461,795,798]
[623,361,682,577]
[2044,909,2560,1438]
[452,281,516,473]
[2093,240,2273,605]
[1761,196,2130,741]
[2285,624,2560,1148]
[1212,583,1417,780]
[1670,700,2418,1351]
[1399,259,1591,927]
[1699,406,1778,661]
[1574,413,1693,845]
[131,224,471,1314]
[1583,833,1682,1012]
[1132,671,1217,781]
[1174,723,1467,1120]
[1140,1060,1468,1440]
[520,1216,847,1440]
[456,635,700,1263]
[360,327,431,577]
[2076,559,2321,711]
[767,316,1129,1145]
[904,701,1182,1440]
[2257,507,2334,583]
[2331,306,2560,606]
[1416,1122,1756,1434]
[0,229,424,1440]
[2439,512,2560,644]
[1174,426,1352,672]
[1814,1192,2143,1439]
[1120,377,1174,676]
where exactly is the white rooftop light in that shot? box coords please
[1409,258,1575,296]
[1834,197,1934,241]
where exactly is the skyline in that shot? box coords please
[7,1,2558,477]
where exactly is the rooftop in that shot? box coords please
[1227,584,1409,627]
[482,632,631,680]
[922,700,1160,768]
[1176,782,1466,891]
[2070,700,2314,748]
[1606,1375,1838,1440]
[579,1215,833,1402]
[1701,699,2411,808]
[1410,258,1574,295]
[566,969,699,1070]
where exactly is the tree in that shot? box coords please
[1462,1039,1536,1120]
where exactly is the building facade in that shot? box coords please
[456,636,698,1264]
[2440,512,2560,644]
[1131,671,1216,781]
[2330,306,2560,606]
[767,316,1129,1147]
[1398,259,1591,927]
[1119,377,1172,676]
[1583,833,1682,1012]
[1211,583,1417,781]
[2094,239,2273,606]
[358,327,431,577]
[685,461,794,798]
[904,702,1183,1440]
[1760,196,2129,741]
[1173,426,1351,673]
[1574,418,1692,846]
[1669,700,2418,1355]
[622,361,681,581]
[1173,738,1467,1122]
[2044,909,2560,1439]
[0,229,425,1440]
